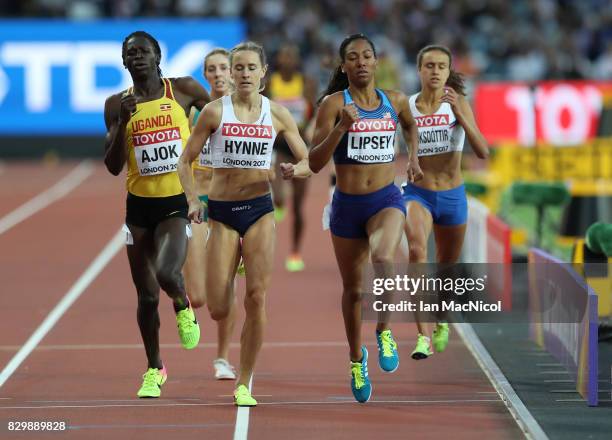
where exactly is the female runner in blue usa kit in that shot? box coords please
[178,41,311,407]
[309,34,421,403]
[404,45,488,360]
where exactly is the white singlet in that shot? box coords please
[210,95,277,169]
[409,93,465,157]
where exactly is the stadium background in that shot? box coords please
[0,1,610,439]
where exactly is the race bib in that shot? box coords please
[218,123,274,169]
[415,114,453,156]
[347,118,396,163]
[133,127,183,176]
[198,139,212,167]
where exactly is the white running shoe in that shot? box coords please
[213,358,236,380]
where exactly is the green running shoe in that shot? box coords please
[237,258,246,276]
[411,334,433,360]
[432,322,450,352]
[234,384,257,406]
[137,367,167,398]
[176,304,200,349]
[274,206,286,223]
[285,254,305,272]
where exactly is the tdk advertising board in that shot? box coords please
[0,20,245,135]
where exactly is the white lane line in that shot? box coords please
[23,395,495,403]
[68,423,233,430]
[28,399,204,403]
[0,398,504,410]
[233,375,253,440]
[0,160,93,236]
[453,323,549,440]
[0,403,234,410]
[0,341,365,352]
[0,228,124,388]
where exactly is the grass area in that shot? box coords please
[498,187,574,261]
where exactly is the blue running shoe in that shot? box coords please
[350,346,372,403]
[376,329,399,373]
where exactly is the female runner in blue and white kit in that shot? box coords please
[404,45,488,360]
[178,41,311,407]
[309,34,421,403]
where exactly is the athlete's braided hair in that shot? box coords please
[122,31,163,77]
[416,45,466,96]
[318,34,377,105]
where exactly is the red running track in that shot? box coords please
[0,161,524,439]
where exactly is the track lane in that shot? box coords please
[0,164,123,362]
[0,162,85,218]
[0,162,525,439]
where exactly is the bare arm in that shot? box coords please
[178,101,220,221]
[173,76,211,112]
[301,75,318,143]
[441,90,489,159]
[389,90,423,182]
[308,94,357,173]
[272,103,311,179]
[103,91,136,176]
[303,75,318,119]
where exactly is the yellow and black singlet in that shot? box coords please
[125,78,190,197]
[269,72,311,129]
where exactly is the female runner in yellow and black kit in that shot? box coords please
[183,48,238,380]
[103,31,210,398]
[266,43,317,272]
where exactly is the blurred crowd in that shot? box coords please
[2,0,610,93]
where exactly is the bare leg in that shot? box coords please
[432,223,467,322]
[331,234,370,361]
[237,213,276,386]
[404,201,433,335]
[217,294,237,360]
[205,219,241,321]
[153,217,190,309]
[290,178,309,255]
[183,221,207,308]
[366,207,406,331]
[433,224,467,263]
[126,225,162,369]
